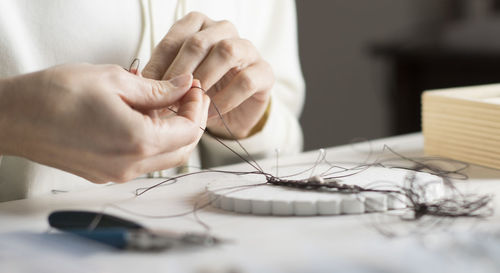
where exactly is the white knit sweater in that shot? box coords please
[0,0,304,201]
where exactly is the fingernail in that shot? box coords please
[169,74,192,87]
[192,79,202,89]
[129,58,140,75]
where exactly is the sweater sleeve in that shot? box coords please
[200,0,305,168]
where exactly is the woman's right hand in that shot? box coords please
[0,63,210,183]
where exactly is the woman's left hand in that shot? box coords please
[143,12,274,139]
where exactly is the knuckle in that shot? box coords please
[47,66,74,88]
[215,40,237,61]
[120,123,142,142]
[122,127,154,158]
[106,64,125,74]
[185,35,210,53]
[130,141,150,158]
[157,37,179,53]
[217,19,236,32]
[261,60,275,87]
[186,11,206,20]
[148,80,166,100]
[238,71,257,91]
[242,38,257,53]
[265,60,274,74]
[128,134,157,158]
[105,64,127,82]
[224,22,239,36]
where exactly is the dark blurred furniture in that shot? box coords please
[374,45,500,134]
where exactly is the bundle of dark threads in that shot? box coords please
[106,59,494,230]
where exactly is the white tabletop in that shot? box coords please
[2,133,500,273]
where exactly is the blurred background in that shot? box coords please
[296,0,500,150]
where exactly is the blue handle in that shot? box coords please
[70,228,129,249]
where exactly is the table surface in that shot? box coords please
[2,133,500,273]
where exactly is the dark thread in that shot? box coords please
[92,59,494,235]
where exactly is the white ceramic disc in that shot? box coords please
[206,165,443,216]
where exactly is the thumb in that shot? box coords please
[121,74,193,110]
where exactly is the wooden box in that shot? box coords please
[422,84,500,169]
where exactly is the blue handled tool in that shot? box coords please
[48,210,220,250]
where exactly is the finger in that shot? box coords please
[199,88,210,130]
[146,87,209,153]
[119,74,193,110]
[163,20,239,80]
[192,79,202,89]
[156,79,203,118]
[56,163,109,184]
[207,61,273,118]
[135,143,195,175]
[129,58,140,75]
[194,39,259,91]
[142,12,215,80]
[175,87,208,124]
[136,94,210,174]
[156,107,177,119]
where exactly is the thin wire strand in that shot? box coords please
[191,86,264,173]
[95,59,494,235]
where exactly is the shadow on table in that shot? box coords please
[0,231,116,273]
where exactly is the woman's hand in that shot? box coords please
[0,63,210,183]
[143,12,274,139]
